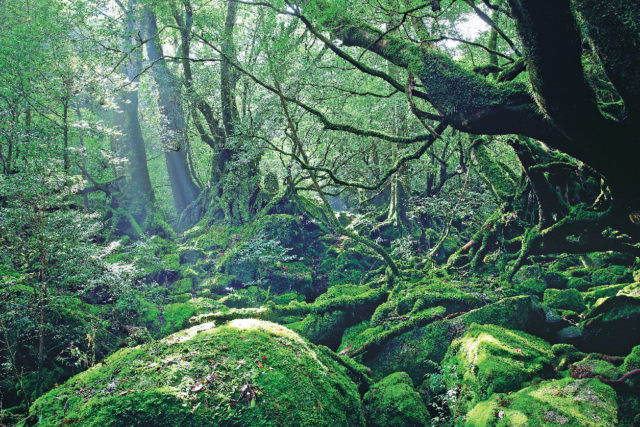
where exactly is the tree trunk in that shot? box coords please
[143,9,200,216]
[113,0,154,232]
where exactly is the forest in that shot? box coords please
[1,0,639,425]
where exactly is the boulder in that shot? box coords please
[25,320,365,426]
[362,372,430,427]
[443,324,554,416]
[466,378,617,426]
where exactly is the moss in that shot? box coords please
[370,280,485,323]
[543,288,586,312]
[147,211,177,240]
[466,378,617,426]
[25,320,365,426]
[161,253,180,271]
[582,283,629,306]
[581,294,640,355]
[298,284,385,349]
[623,345,640,372]
[567,277,592,291]
[362,372,430,427]
[203,274,237,295]
[347,296,547,383]
[573,357,622,381]
[178,247,207,265]
[541,272,568,289]
[513,277,547,296]
[591,265,632,287]
[552,344,585,370]
[174,278,194,294]
[512,264,541,284]
[263,261,314,295]
[443,323,554,417]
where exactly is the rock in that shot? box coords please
[298,284,387,350]
[543,288,587,313]
[567,277,593,292]
[590,265,632,287]
[541,271,568,289]
[25,320,365,426]
[362,372,430,427]
[624,345,640,372]
[351,296,548,383]
[512,278,546,296]
[581,295,640,355]
[443,323,554,417]
[466,378,617,426]
[556,325,583,344]
[572,357,622,381]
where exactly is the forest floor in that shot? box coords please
[8,195,640,426]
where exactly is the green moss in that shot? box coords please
[581,294,640,355]
[573,357,622,381]
[512,264,542,284]
[263,261,313,295]
[362,372,430,427]
[541,272,568,289]
[466,378,617,426]
[543,288,586,312]
[582,283,629,306]
[202,274,236,295]
[348,296,547,383]
[443,323,554,417]
[161,253,180,271]
[174,278,193,294]
[552,344,585,370]
[624,345,640,371]
[177,247,207,265]
[513,277,547,296]
[567,277,593,291]
[298,284,385,349]
[25,320,365,426]
[591,265,632,287]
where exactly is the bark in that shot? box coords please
[114,0,155,228]
[304,0,640,217]
[143,9,200,215]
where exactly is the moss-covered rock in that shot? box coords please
[466,378,617,426]
[543,288,586,313]
[298,284,386,349]
[582,283,629,306]
[362,372,430,427]
[567,277,593,292]
[541,271,567,289]
[572,357,622,381]
[443,324,554,416]
[591,265,632,287]
[581,294,640,354]
[262,262,314,295]
[624,345,640,372]
[345,296,547,383]
[24,320,365,426]
[512,277,546,296]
